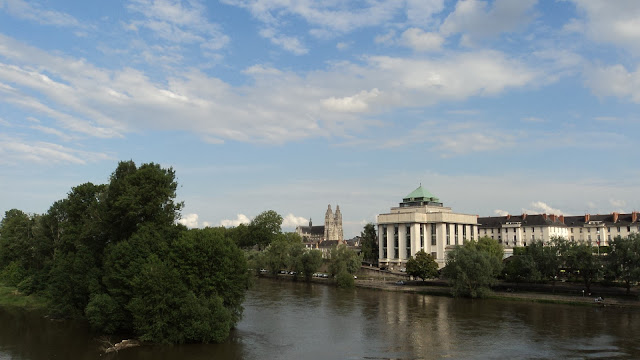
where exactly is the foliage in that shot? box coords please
[298,249,324,282]
[0,161,254,344]
[503,254,540,283]
[329,245,362,278]
[263,233,298,275]
[246,210,283,249]
[360,223,378,265]
[606,234,640,295]
[443,238,503,298]
[336,271,355,288]
[406,250,439,281]
[563,241,601,294]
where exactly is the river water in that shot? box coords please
[1,278,639,359]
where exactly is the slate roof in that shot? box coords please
[478,214,566,228]
[297,225,325,235]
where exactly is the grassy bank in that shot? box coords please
[0,284,48,309]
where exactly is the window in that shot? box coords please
[531,234,534,241]
[420,225,424,249]
[491,228,494,234]
[484,229,487,234]
[431,224,436,246]
[627,226,631,232]
[617,226,621,232]
[406,225,411,258]
[454,225,459,245]
[588,228,591,233]
[571,236,574,241]
[394,226,399,259]
[532,227,535,233]
[446,224,450,245]
[383,226,387,258]
[608,227,611,232]
[431,252,437,259]
[471,226,475,241]
[463,226,467,241]
[571,228,574,233]
[580,228,583,233]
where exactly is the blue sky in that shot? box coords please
[1,0,639,238]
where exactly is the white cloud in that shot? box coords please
[567,0,640,54]
[0,34,540,148]
[375,30,396,45]
[584,64,640,103]
[494,209,509,216]
[282,213,308,228]
[322,88,380,113]
[406,0,445,26]
[0,135,110,165]
[336,42,350,50]
[609,199,627,208]
[523,201,563,215]
[220,213,251,227]
[0,0,83,27]
[258,28,308,55]
[400,28,444,52]
[440,0,537,45]
[126,0,229,49]
[221,0,403,36]
[178,213,200,228]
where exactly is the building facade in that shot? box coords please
[296,204,345,257]
[377,186,478,269]
[478,212,640,249]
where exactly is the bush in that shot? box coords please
[336,271,355,288]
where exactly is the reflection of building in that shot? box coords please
[377,186,478,269]
[296,205,345,256]
[478,212,640,248]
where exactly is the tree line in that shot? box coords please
[402,235,640,298]
[0,161,251,344]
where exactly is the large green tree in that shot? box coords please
[360,223,378,265]
[247,210,283,249]
[606,234,640,295]
[406,250,439,281]
[564,242,601,294]
[443,237,503,298]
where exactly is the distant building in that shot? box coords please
[296,204,345,257]
[377,185,478,269]
[478,212,640,249]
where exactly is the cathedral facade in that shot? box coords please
[296,204,344,244]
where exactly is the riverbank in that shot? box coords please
[354,277,640,308]
[0,284,47,309]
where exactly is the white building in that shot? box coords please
[377,186,478,269]
[478,212,640,248]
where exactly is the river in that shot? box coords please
[1,278,639,359]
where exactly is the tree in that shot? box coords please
[359,223,378,265]
[503,253,540,284]
[296,249,323,282]
[443,238,503,298]
[606,234,640,295]
[263,233,296,275]
[406,250,438,281]
[247,210,283,249]
[564,241,601,294]
[329,245,362,288]
[104,161,183,244]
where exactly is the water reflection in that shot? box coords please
[1,278,639,360]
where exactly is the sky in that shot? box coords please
[1,0,639,239]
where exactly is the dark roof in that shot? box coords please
[318,240,341,248]
[297,225,324,235]
[478,214,566,228]
[479,212,639,228]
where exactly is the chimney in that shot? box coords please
[506,214,511,220]
[543,213,548,220]
[550,214,556,222]
[559,215,565,224]
[632,211,638,223]
[585,214,590,223]
[612,212,619,223]
[522,213,527,221]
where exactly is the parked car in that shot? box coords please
[395,280,406,285]
[259,269,268,273]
